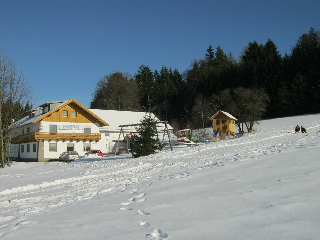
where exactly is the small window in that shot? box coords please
[216,120,220,125]
[67,143,74,152]
[22,129,25,134]
[33,143,37,152]
[84,127,91,133]
[21,145,25,153]
[27,144,30,152]
[222,120,226,125]
[83,143,90,152]
[49,143,57,152]
[62,110,68,117]
[50,125,57,133]
[43,106,49,113]
[27,127,30,133]
[105,132,110,136]
[71,111,77,118]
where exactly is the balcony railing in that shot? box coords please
[10,132,101,144]
[35,132,101,142]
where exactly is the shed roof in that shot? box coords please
[210,110,237,121]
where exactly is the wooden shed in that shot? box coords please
[210,110,237,140]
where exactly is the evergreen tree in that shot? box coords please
[206,45,214,59]
[152,67,178,120]
[135,65,155,111]
[290,27,320,114]
[130,113,165,158]
[240,41,265,88]
[240,39,283,118]
[261,39,283,117]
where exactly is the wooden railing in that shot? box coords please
[35,132,101,141]
[11,132,101,144]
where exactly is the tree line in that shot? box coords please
[91,28,320,132]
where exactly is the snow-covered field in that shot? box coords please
[1,114,320,240]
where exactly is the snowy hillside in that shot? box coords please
[1,114,320,240]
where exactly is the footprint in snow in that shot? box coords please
[138,210,150,216]
[137,198,146,202]
[146,229,168,239]
[140,221,150,227]
[130,189,139,195]
[129,196,136,202]
[136,192,146,197]
[121,201,132,206]
[135,193,147,202]
[120,207,133,211]
[120,194,139,206]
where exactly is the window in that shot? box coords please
[33,143,37,152]
[49,143,57,152]
[27,127,30,133]
[43,106,49,113]
[21,145,25,153]
[67,143,74,151]
[10,145,15,154]
[71,111,77,118]
[50,125,57,133]
[83,143,90,152]
[84,127,91,133]
[22,129,25,134]
[62,110,68,117]
[27,144,30,152]
[216,120,220,125]
[105,132,110,136]
[222,120,226,125]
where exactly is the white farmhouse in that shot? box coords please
[9,99,109,162]
[9,99,172,162]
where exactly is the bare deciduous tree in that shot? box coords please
[0,51,33,168]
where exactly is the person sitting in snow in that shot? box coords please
[301,126,307,133]
[295,125,300,133]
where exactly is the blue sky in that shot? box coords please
[1,0,319,108]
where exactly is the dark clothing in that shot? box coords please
[301,127,307,133]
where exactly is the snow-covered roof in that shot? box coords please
[38,100,66,108]
[210,110,237,121]
[13,101,68,127]
[89,109,173,132]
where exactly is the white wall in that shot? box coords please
[43,139,101,158]
[16,142,38,159]
[98,130,130,154]
[12,122,40,136]
[40,122,100,133]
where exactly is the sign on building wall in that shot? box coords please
[59,125,84,130]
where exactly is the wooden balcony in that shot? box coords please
[10,132,101,144]
[35,132,101,142]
